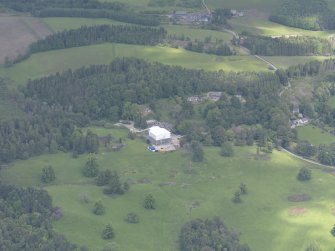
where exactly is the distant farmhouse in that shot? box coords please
[170,11,212,24]
[149,126,171,145]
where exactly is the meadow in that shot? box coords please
[1,127,335,251]
[297,124,335,145]
[263,56,333,69]
[327,96,335,108]
[229,16,335,38]
[0,43,269,86]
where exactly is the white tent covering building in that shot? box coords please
[149,126,171,145]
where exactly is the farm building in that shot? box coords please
[149,126,171,145]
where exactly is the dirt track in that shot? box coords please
[0,15,52,64]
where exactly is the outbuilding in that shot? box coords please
[149,126,171,145]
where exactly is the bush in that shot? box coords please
[102,224,115,240]
[41,165,55,183]
[220,141,234,157]
[82,155,99,177]
[125,213,139,224]
[297,167,311,181]
[144,194,156,209]
[52,207,63,220]
[93,200,105,215]
[331,225,335,237]
[232,190,242,203]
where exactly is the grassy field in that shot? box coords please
[0,43,269,86]
[263,56,333,69]
[229,16,335,38]
[297,125,335,145]
[1,127,335,251]
[327,96,335,108]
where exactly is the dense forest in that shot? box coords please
[269,0,335,30]
[185,40,234,56]
[240,34,333,56]
[286,58,335,78]
[0,183,77,250]
[179,217,251,251]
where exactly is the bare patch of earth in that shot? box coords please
[289,207,308,216]
[0,14,52,64]
[288,194,312,202]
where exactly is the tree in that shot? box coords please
[331,225,335,237]
[96,169,112,186]
[82,155,99,177]
[190,141,204,162]
[297,167,311,181]
[144,194,156,209]
[125,213,139,224]
[93,200,105,215]
[41,165,55,183]
[103,171,125,195]
[239,182,247,195]
[232,190,242,203]
[102,224,115,239]
[220,141,234,157]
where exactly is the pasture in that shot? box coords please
[297,125,335,145]
[263,56,333,69]
[229,14,335,38]
[327,96,335,108]
[1,127,335,251]
[0,43,269,86]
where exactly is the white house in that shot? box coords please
[149,126,171,145]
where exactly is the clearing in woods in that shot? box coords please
[0,14,52,64]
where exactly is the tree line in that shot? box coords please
[286,59,335,78]
[185,40,234,56]
[240,34,333,56]
[0,0,125,12]
[34,8,160,26]
[10,25,166,64]
[0,183,77,250]
[269,0,335,30]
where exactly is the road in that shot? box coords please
[202,0,211,14]
[281,147,335,169]
[254,55,277,70]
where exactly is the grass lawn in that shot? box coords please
[297,125,335,145]
[1,127,335,251]
[0,43,269,86]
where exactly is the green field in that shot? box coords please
[327,96,335,108]
[297,125,335,145]
[263,56,333,69]
[230,16,335,38]
[0,43,269,86]
[1,127,335,251]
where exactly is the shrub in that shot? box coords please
[144,194,156,209]
[125,213,139,224]
[41,165,55,183]
[297,167,311,181]
[93,200,105,215]
[220,141,234,157]
[102,224,115,240]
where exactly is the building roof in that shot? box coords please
[149,126,171,141]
